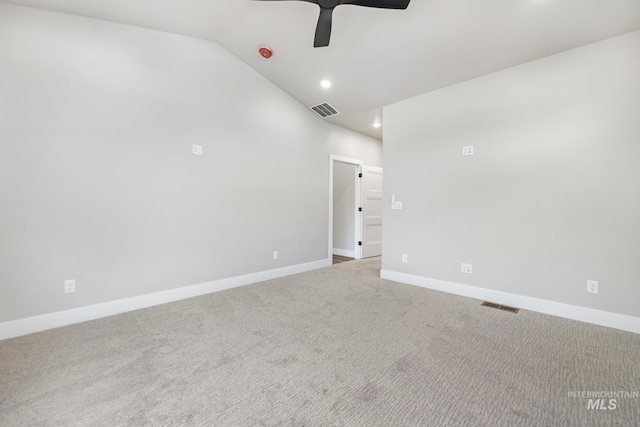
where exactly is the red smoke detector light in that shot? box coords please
[259,46,273,59]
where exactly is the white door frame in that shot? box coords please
[329,155,363,261]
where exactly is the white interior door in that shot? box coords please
[360,165,383,258]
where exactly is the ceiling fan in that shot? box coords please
[255,0,411,48]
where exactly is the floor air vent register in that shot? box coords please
[481,301,520,314]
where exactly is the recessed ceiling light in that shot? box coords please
[373,122,382,128]
[320,79,332,89]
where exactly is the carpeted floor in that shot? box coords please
[1,258,639,426]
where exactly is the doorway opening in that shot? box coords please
[328,155,384,265]
[329,155,362,264]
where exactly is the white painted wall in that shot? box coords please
[382,31,640,319]
[333,161,356,256]
[0,3,381,325]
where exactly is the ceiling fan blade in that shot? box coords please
[338,0,410,9]
[314,7,334,48]
[253,0,319,3]
[254,0,411,48]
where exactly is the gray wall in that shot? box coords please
[333,161,356,254]
[382,31,640,318]
[0,4,381,323]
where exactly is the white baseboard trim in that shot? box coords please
[380,269,640,335]
[332,248,356,258]
[0,258,331,341]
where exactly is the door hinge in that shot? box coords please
[358,207,362,212]
[358,241,362,246]
[358,173,362,178]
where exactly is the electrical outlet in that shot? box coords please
[587,280,598,294]
[64,280,76,294]
[462,145,474,156]
[192,144,203,156]
[402,254,408,263]
[273,251,278,260]
[461,263,472,274]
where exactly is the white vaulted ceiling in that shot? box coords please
[2,0,640,138]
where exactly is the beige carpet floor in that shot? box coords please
[1,258,639,426]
